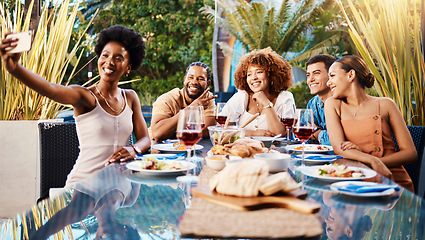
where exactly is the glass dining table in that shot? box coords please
[1,138,424,240]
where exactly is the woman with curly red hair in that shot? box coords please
[221,47,295,137]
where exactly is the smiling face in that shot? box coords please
[306,62,331,96]
[246,65,270,93]
[98,41,131,82]
[327,62,352,99]
[184,65,210,99]
[325,207,351,239]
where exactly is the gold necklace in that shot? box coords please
[353,102,364,116]
[95,85,124,114]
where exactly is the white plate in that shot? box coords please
[137,154,177,159]
[330,181,396,197]
[126,160,196,176]
[300,165,376,181]
[274,138,301,144]
[151,143,204,153]
[127,173,179,185]
[286,144,333,153]
[293,154,342,164]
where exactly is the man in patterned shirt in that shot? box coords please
[305,55,336,145]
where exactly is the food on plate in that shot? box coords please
[210,144,226,155]
[136,157,184,171]
[210,138,269,158]
[315,163,365,178]
[259,172,301,196]
[210,159,269,197]
[294,145,330,151]
[173,141,187,150]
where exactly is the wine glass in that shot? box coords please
[176,108,202,184]
[278,104,296,147]
[293,109,314,166]
[198,106,205,131]
[191,106,205,163]
[215,102,227,125]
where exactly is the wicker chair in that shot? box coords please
[38,122,79,202]
[38,122,135,202]
[393,126,425,196]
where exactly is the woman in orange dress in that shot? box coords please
[325,55,416,192]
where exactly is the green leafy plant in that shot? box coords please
[289,81,312,108]
[337,0,424,126]
[0,0,90,120]
[201,0,344,60]
[92,0,214,92]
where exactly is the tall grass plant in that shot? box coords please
[0,0,90,120]
[337,0,424,126]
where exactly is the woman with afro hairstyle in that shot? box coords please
[220,47,295,137]
[325,55,416,192]
[0,25,151,188]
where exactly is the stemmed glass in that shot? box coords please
[191,106,205,164]
[215,103,227,125]
[278,104,296,147]
[292,109,314,166]
[176,108,202,184]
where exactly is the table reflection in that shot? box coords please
[0,139,424,240]
[29,164,141,239]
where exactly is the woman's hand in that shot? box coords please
[340,141,361,151]
[369,156,393,180]
[246,129,274,137]
[0,33,22,73]
[106,146,136,166]
[252,91,271,110]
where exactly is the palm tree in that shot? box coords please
[201,0,341,61]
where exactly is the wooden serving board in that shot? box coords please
[192,186,320,214]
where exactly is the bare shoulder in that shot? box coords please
[324,97,340,109]
[378,97,399,113]
[68,85,95,100]
[123,88,139,100]
[379,97,397,107]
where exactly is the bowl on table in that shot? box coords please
[208,126,245,145]
[205,155,229,171]
[254,153,291,172]
[249,136,277,148]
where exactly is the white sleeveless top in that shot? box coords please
[65,90,133,188]
[221,90,295,131]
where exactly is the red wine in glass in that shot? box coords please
[281,117,294,127]
[216,115,227,125]
[186,122,202,130]
[178,130,202,147]
[293,127,314,142]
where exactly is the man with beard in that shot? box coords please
[305,54,336,145]
[150,62,217,142]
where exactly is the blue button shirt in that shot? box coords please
[306,95,330,145]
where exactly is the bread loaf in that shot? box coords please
[259,172,302,196]
[209,160,269,197]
